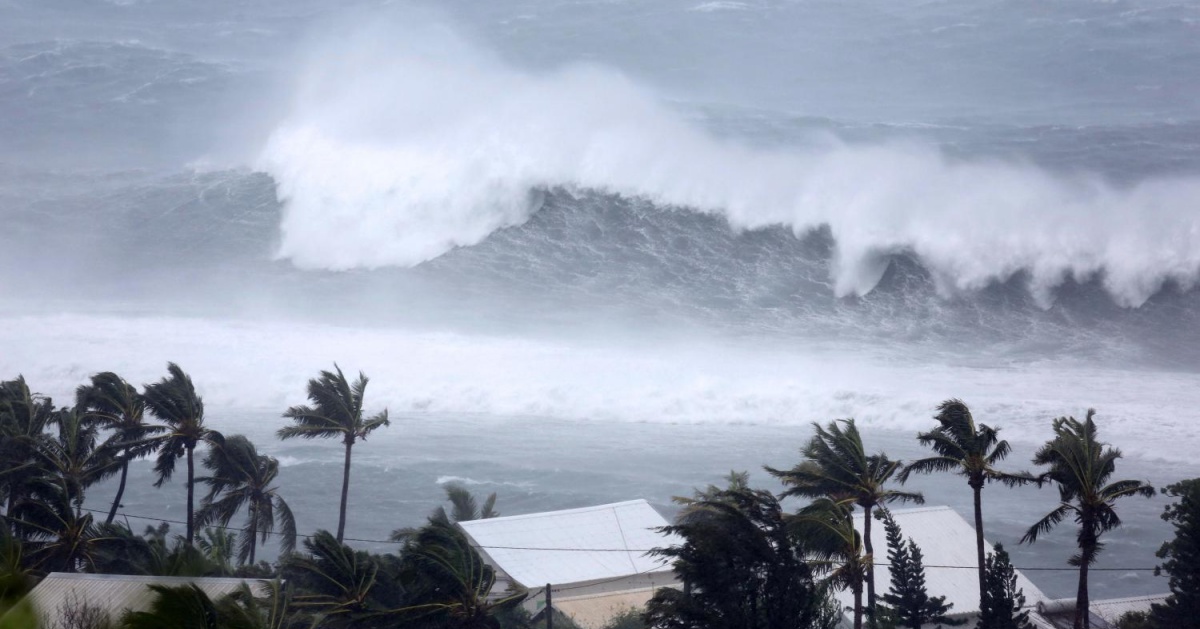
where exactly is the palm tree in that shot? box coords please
[196,435,297,565]
[37,408,121,515]
[76,372,165,524]
[142,363,223,547]
[792,498,871,629]
[1020,410,1155,629]
[8,476,114,574]
[767,418,923,624]
[899,399,1035,605]
[0,376,56,514]
[278,365,389,543]
[390,483,499,542]
[121,583,221,629]
[282,529,406,629]
[392,522,526,629]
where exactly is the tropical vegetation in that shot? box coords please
[0,367,1185,629]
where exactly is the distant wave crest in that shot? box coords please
[257,18,1200,308]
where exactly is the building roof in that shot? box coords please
[12,572,268,626]
[1035,593,1170,629]
[457,499,682,587]
[833,506,1049,619]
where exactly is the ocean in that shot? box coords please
[3,0,1200,601]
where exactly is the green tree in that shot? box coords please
[1020,410,1155,629]
[8,477,109,573]
[394,521,527,629]
[874,508,959,629]
[978,543,1032,629]
[767,419,923,624]
[0,376,56,514]
[196,435,297,565]
[278,365,389,543]
[391,483,499,542]
[76,372,164,525]
[281,529,405,629]
[1149,479,1200,629]
[142,363,223,547]
[37,408,120,515]
[792,498,871,629]
[899,400,1035,604]
[646,480,838,629]
[120,583,220,629]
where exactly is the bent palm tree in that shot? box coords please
[142,363,223,546]
[0,376,56,513]
[279,365,389,543]
[37,408,121,515]
[197,435,297,565]
[390,483,499,542]
[767,418,923,623]
[899,399,1035,605]
[76,372,164,524]
[792,498,870,629]
[1020,410,1154,629]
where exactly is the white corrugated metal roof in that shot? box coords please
[831,506,1049,619]
[1088,593,1168,624]
[15,572,268,626]
[457,499,682,588]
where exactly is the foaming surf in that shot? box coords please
[258,18,1200,308]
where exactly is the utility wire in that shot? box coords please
[79,507,1163,572]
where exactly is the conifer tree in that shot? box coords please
[978,543,1032,629]
[875,509,960,629]
[1150,479,1200,629]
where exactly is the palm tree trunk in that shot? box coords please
[248,504,257,565]
[972,481,986,608]
[853,582,864,629]
[337,439,353,543]
[1075,542,1091,629]
[863,504,876,627]
[186,443,195,546]
[106,457,130,525]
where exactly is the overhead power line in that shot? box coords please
[78,507,1162,573]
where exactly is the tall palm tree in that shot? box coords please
[1020,410,1154,629]
[0,376,56,514]
[8,476,114,574]
[767,418,923,624]
[37,408,121,514]
[196,435,297,565]
[899,399,1035,606]
[792,498,871,629]
[142,363,223,547]
[76,372,165,524]
[278,365,389,543]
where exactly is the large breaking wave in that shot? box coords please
[259,21,1200,308]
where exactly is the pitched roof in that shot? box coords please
[457,499,681,587]
[834,506,1049,618]
[13,572,267,626]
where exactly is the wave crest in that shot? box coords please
[257,18,1200,307]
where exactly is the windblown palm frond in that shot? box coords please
[1021,410,1154,629]
[143,363,222,546]
[77,371,165,524]
[196,435,297,565]
[899,399,1036,609]
[766,418,921,623]
[279,365,389,542]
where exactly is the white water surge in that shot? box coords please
[260,20,1200,307]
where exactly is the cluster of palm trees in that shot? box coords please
[766,400,1154,629]
[0,362,393,577]
[0,363,1163,629]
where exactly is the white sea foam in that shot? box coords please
[257,18,1200,307]
[4,313,1196,462]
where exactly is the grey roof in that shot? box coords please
[458,499,682,588]
[11,572,268,627]
[1035,593,1170,629]
[833,506,1049,619]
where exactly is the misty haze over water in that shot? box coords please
[3,0,1200,600]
